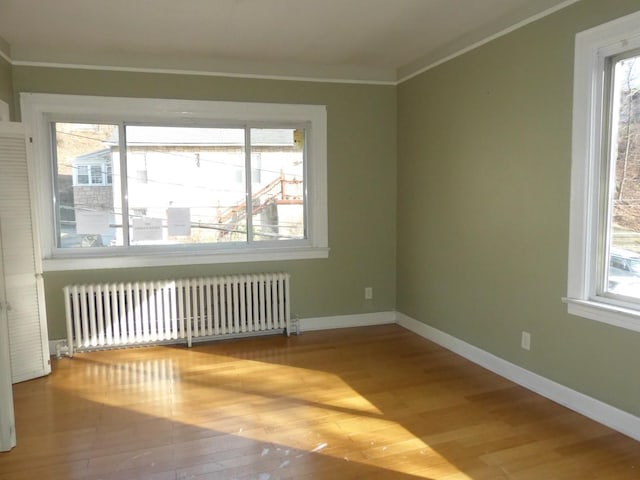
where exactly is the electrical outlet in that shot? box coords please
[521,331,531,351]
[364,287,373,300]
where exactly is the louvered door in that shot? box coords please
[0,122,50,383]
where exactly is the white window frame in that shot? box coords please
[566,10,640,333]
[21,93,328,271]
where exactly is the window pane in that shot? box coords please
[54,123,122,248]
[250,128,305,241]
[90,165,103,184]
[76,165,89,185]
[124,126,247,245]
[606,55,640,298]
[105,164,112,185]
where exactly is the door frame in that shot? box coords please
[0,218,16,452]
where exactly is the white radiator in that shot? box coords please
[63,273,291,356]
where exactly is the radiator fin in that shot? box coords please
[64,273,290,355]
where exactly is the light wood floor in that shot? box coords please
[1,325,639,479]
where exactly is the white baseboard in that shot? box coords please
[298,311,396,332]
[48,312,396,353]
[396,312,640,442]
[49,309,640,442]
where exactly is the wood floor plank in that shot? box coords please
[1,324,639,479]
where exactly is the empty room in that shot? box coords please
[1,0,640,478]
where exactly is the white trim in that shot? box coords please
[396,0,581,83]
[567,10,640,332]
[21,93,329,271]
[47,312,395,352]
[0,218,16,452]
[396,313,640,442]
[564,297,640,333]
[43,247,330,271]
[11,60,396,86]
[298,311,396,332]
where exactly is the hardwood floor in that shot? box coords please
[1,324,639,479]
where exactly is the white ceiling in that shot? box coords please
[0,0,579,83]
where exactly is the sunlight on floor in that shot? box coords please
[56,349,473,479]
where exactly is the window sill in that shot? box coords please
[42,246,330,272]
[563,297,640,334]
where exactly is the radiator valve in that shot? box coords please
[55,341,71,359]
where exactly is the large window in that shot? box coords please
[22,95,328,270]
[566,10,640,333]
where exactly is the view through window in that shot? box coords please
[53,123,305,249]
[605,53,640,300]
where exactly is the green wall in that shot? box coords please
[11,67,397,338]
[0,55,12,118]
[397,0,640,416]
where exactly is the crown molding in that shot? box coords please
[397,0,582,83]
[3,0,581,86]
[10,58,396,86]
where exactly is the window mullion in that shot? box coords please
[245,126,253,244]
[119,123,131,247]
[594,57,618,298]
[50,123,63,248]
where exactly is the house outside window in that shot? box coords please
[71,155,112,186]
[566,10,640,333]
[21,94,328,270]
[74,164,109,185]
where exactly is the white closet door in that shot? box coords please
[0,122,50,383]
[0,220,16,451]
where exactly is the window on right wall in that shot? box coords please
[566,10,640,332]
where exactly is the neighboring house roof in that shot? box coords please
[71,148,111,164]
[105,126,295,147]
